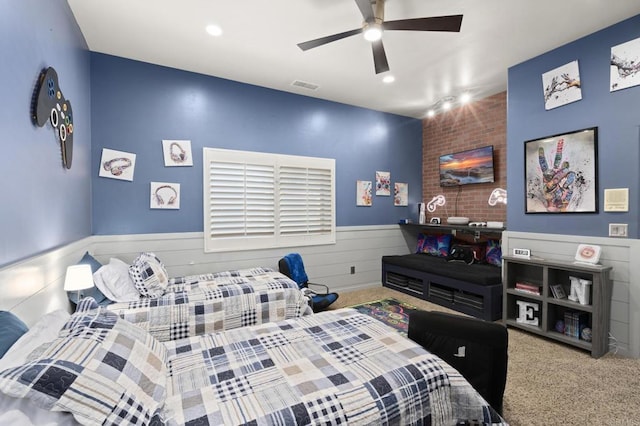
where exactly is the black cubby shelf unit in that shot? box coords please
[502,255,612,358]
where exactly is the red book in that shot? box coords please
[515,282,541,294]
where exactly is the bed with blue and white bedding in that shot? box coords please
[0,299,506,425]
[106,267,312,341]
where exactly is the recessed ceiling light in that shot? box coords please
[382,75,395,84]
[442,101,451,110]
[427,110,435,118]
[460,92,472,104]
[206,24,222,37]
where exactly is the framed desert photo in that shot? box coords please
[524,127,598,213]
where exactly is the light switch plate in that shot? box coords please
[609,223,628,237]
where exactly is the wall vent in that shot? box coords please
[291,80,319,91]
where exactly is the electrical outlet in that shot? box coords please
[350,266,355,274]
[609,223,628,237]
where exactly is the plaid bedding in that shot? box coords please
[0,305,167,425]
[106,268,312,341]
[162,309,506,425]
[0,304,506,426]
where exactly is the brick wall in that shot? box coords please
[422,91,507,224]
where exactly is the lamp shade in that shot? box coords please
[64,264,94,292]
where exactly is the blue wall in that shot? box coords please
[507,14,640,238]
[90,54,423,234]
[0,0,91,267]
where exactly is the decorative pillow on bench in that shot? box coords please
[416,233,453,257]
[485,240,502,267]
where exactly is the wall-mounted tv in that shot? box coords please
[439,145,495,187]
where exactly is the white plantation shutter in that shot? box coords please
[204,148,335,252]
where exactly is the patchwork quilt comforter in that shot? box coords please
[0,302,506,425]
[106,268,312,341]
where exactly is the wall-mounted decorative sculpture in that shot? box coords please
[32,67,74,169]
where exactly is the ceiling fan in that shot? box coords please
[297,0,463,74]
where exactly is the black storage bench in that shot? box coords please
[382,254,503,321]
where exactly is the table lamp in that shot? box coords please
[64,264,94,303]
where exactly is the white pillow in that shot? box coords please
[0,309,70,371]
[93,258,140,302]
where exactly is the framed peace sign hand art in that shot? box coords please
[524,127,598,213]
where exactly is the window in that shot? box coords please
[203,148,335,252]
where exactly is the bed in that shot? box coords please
[0,300,506,425]
[105,266,313,341]
[79,251,312,341]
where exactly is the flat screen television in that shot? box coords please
[439,145,495,187]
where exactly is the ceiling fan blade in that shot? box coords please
[297,28,363,51]
[371,39,389,74]
[354,0,375,22]
[383,15,463,32]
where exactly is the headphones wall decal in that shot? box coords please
[98,148,137,181]
[169,142,187,163]
[103,157,132,176]
[151,182,180,209]
[162,139,193,167]
[154,185,178,205]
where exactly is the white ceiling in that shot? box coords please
[67,0,640,119]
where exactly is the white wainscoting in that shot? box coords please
[90,225,410,294]
[1,225,411,326]
[502,231,640,358]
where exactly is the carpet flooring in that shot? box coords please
[330,286,640,426]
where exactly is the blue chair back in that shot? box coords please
[282,253,308,288]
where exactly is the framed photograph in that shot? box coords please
[99,148,136,181]
[150,182,180,209]
[550,284,567,299]
[375,171,390,196]
[394,182,408,206]
[542,60,582,110]
[356,180,372,206]
[524,127,598,213]
[162,139,193,166]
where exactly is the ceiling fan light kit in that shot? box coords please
[363,22,383,42]
[297,0,462,74]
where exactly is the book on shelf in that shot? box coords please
[515,281,541,295]
[550,284,567,299]
[563,311,589,339]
